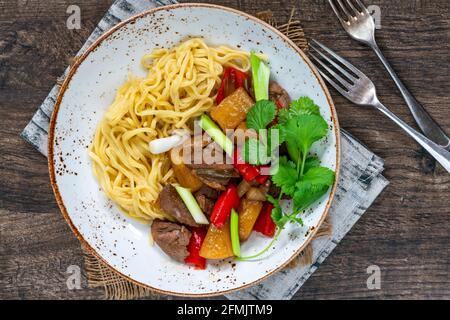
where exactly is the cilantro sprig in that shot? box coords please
[246,100,276,130]
[238,96,335,261]
[243,100,277,165]
[278,96,321,123]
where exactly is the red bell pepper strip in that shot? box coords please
[233,149,261,182]
[233,68,247,88]
[216,67,248,104]
[253,202,276,237]
[255,165,271,184]
[185,227,207,270]
[236,163,260,182]
[275,100,284,111]
[216,68,230,104]
[234,149,271,184]
[210,184,240,229]
[255,173,270,185]
[269,100,285,127]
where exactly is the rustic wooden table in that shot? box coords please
[1,0,449,300]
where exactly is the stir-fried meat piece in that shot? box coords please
[179,137,239,190]
[187,163,239,180]
[197,177,229,190]
[269,82,290,109]
[268,183,282,199]
[245,187,267,201]
[159,184,201,227]
[195,195,215,216]
[195,185,220,200]
[186,163,240,191]
[151,220,191,263]
[194,185,219,215]
[237,179,251,198]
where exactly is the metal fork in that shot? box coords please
[328,0,450,150]
[309,39,450,173]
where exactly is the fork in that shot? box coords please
[328,0,450,150]
[309,39,450,174]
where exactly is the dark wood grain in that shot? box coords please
[1,0,449,300]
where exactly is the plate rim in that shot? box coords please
[48,2,341,297]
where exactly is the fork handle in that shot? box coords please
[374,101,450,173]
[371,43,450,150]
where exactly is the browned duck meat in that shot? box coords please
[159,184,201,227]
[195,195,215,216]
[269,82,290,109]
[151,220,191,263]
[178,137,239,190]
[195,184,220,199]
[268,183,283,199]
[194,185,219,215]
[186,163,240,190]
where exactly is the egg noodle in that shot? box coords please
[89,38,250,222]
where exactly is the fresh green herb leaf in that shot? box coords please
[286,142,301,164]
[281,113,328,157]
[268,122,299,163]
[259,127,283,159]
[243,138,271,165]
[276,97,326,165]
[275,215,292,229]
[290,216,304,226]
[266,194,279,207]
[271,156,298,196]
[270,124,284,138]
[278,96,321,123]
[250,52,270,101]
[268,194,303,229]
[293,167,335,210]
[246,100,277,130]
[238,96,334,262]
[290,97,321,116]
[277,108,290,124]
[267,196,284,228]
[304,156,321,173]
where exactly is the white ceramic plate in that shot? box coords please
[49,3,340,297]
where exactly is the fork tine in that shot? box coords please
[310,39,363,78]
[309,52,353,89]
[328,0,348,25]
[345,0,360,15]
[336,0,354,19]
[315,67,350,98]
[353,0,370,15]
[309,42,358,82]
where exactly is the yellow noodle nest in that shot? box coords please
[89,38,250,223]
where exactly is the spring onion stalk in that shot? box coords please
[149,135,182,154]
[230,209,241,257]
[199,114,233,156]
[250,52,270,101]
[149,130,189,155]
[174,185,209,225]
